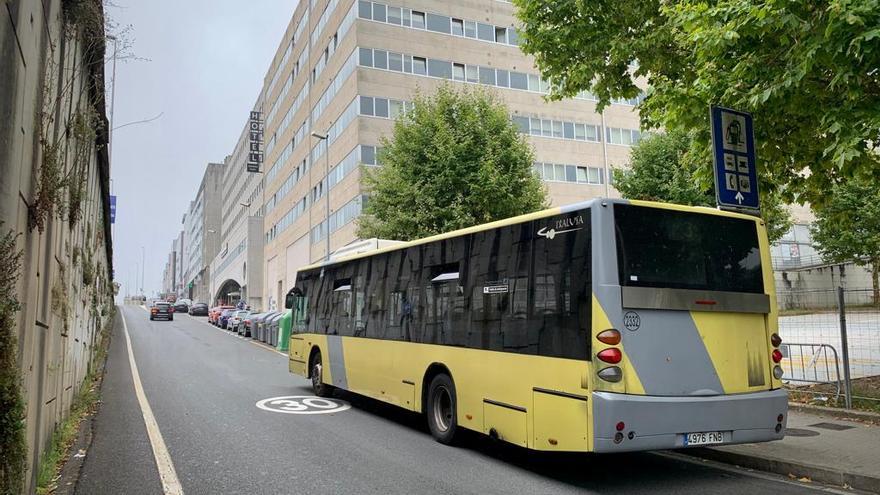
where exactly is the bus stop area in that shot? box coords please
[683,405,880,493]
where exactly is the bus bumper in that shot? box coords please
[592,389,788,453]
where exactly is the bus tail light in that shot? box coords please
[771,333,782,347]
[597,366,622,382]
[597,348,622,364]
[773,365,784,379]
[596,329,621,345]
[771,349,783,363]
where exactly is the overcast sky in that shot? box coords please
[109,1,295,299]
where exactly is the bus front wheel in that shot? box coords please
[426,373,459,445]
[309,350,334,398]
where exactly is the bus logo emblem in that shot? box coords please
[623,311,641,331]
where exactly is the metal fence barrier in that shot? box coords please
[777,286,880,408]
[780,342,841,401]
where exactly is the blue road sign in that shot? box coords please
[710,106,759,211]
[110,195,117,224]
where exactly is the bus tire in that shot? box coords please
[426,373,459,445]
[309,350,334,398]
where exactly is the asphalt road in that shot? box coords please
[75,305,833,495]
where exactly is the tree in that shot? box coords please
[613,130,792,242]
[358,85,547,241]
[513,0,880,206]
[811,178,880,304]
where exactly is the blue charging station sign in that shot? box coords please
[711,106,760,212]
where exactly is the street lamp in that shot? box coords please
[311,130,331,261]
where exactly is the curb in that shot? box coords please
[680,447,880,493]
[788,402,880,424]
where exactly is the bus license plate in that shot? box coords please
[684,431,724,446]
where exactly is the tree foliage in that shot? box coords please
[811,177,880,302]
[358,85,547,241]
[613,130,791,242]
[514,0,880,205]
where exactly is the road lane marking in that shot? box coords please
[121,309,185,495]
[255,395,351,415]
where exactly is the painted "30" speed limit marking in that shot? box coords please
[255,395,351,415]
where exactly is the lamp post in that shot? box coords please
[140,246,145,297]
[311,130,331,261]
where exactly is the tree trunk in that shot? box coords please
[873,258,880,307]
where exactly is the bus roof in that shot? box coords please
[298,198,762,272]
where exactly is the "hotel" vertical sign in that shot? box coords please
[247,111,263,173]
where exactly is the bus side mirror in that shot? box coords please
[284,287,302,309]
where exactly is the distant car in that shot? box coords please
[229,310,251,334]
[150,302,173,321]
[189,303,209,316]
[173,301,189,314]
[219,309,236,329]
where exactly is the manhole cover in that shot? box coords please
[808,422,855,431]
[785,428,820,437]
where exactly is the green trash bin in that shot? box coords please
[276,310,291,352]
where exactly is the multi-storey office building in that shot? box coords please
[182,162,224,302]
[208,115,267,309]
[257,0,642,308]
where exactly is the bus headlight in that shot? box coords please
[598,366,622,382]
[773,365,784,379]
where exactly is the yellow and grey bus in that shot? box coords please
[286,199,787,452]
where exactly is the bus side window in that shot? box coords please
[292,294,309,333]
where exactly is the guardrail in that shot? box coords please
[780,342,842,402]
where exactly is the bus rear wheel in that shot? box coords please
[309,350,334,398]
[426,373,459,445]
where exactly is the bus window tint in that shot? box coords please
[614,204,763,293]
[298,208,591,361]
[531,211,590,360]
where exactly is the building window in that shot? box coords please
[389,51,403,71]
[412,10,425,29]
[452,63,465,81]
[494,26,507,44]
[372,3,386,22]
[428,59,452,79]
[426,13,450,33]
[413,56,427,75]
[477,22,494,41]
[387,6,401,24]
[451,18,464,36]
[374,49,388,69]
[479,66,495,85]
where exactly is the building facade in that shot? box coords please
[182,163,224,303]
[255,0,642,308]
[208,116,266,309]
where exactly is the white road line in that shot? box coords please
[120,309,185,495]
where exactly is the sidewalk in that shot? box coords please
[683,406,880,492]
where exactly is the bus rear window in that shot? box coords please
[614,204,764,294]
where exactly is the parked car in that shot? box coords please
[219,309,236,329]
[210,305,234,325]
[173,301,189,314]
[229,310,251,334]
[150,302,173,321]
[189,302,209,316]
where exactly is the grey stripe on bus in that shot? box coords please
[326,335,349,390]
[591,200,724,396]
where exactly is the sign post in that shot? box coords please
[710,106,759,213]
[247,110,264,173]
